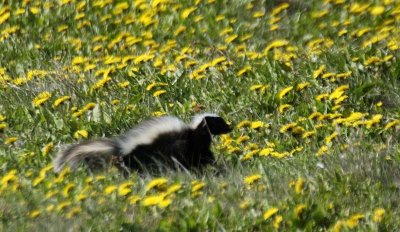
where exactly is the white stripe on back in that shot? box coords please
[118,116,188,155]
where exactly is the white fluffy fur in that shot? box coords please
[190,113,219,129]
[53,140,115,172]
[118,116,188,155]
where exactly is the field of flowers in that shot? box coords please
[1,0,400,230]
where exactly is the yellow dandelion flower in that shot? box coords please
[42,143,54,156]
[313,65,326,78]
[29,210,41,218]
[84,103,96,111]
[113,2,129,15]
[236,135,250,144]
[295,204,307,218]
[251,121,264,129]
[316,145,328,157]
[321,72,335,79]
[153,111,166,117]
[1,169,17,186]
[0,11,10,25]
[264,39,289,53]
[211,56,226,66]
[142,194,165,206]
[259,148,274,156]
[383,55,393,62]
[273,215,283,229]
[295,178,305,194]
[117,181,134,196]
[370,6,385,16]
[279,104,291,113]
[30,7,41,14]
[302,130,316,139]
[278,86,293,99]
[118,187,132,196]
[356,28,371,37]
[240,34,253,42]
[387,39,399,50]
[111,100,120,105]
[241,151,256,161]
[311,9,329,19]
[153,90,167,97]
[296,82,310,91]
[373,208,385,223]
[291,125,304,134]
[350,3,370,14]
[158,198,172,208]
[225,34,238,43]
[53,96,71,107]
[75,193,87,202]
[191,181,205,192]
[236,121,251,128]
[181,7,197,19]
[118,81,130,88]
[146,82,157,91]
[272,2,290,16]
[384,120,399,130]
[263,207,279,220]
[104,185,117,195]
[252,11,265,18]
[237,65,251,76]
[74,130,88,139]
[0,114,6,122]
[66,206,82,219]
[279,122,297,133]
[325,132,338,144]
[250,84,269,93]
[57,201,72,211]
[92,76,111,90]
[365,114,383,128]
[174,25,186,36]
[15,8,25,15]
[316,93,329,101]
[46,204,55,212]
[346,213,364,229]
[165,183,182,196]
[364,56,381,66]
[72,56,88,65]
[330,85,349,100]
[62,183,75,197]
[33,91,52,107]
[146,178,168,192]
[338,29,348,36]
[336,71,352,79]
[244,174,261,185]
[4,137,17,145]
[128,195,141,205]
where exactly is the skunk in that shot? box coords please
[53,113,231,175]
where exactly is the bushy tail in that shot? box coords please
[53,138,119,173]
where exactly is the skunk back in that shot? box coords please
[120,116,216,171]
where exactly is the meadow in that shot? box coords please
[1,0,400,230]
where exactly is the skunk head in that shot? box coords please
[191,113,232,135]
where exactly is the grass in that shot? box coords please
[1,0,400,231]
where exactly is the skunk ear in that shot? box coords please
[203,116,232,135]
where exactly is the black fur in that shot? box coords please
[53,114,232,175]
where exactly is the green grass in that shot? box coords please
[1,0,400,231]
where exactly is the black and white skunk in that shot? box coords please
[53,113,231,175]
